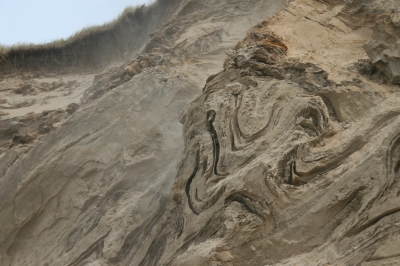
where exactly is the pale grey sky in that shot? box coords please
[0,0,151,46]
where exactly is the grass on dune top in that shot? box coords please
[0,5,144,55]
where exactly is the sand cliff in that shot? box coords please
[0,0,399,265]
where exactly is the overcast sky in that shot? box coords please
[0,0,151,46]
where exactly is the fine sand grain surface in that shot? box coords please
[1,0,400,265]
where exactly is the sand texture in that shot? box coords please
[0,0,399,265]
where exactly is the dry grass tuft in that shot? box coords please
[0,0,181,74]
[0,6,141,53]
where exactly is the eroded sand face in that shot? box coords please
[136,1,400,265]
[0,0,399,265]
[0,0,288,265]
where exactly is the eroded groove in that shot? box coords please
[185,148,201,215]
[68,238,107,266]
[206,110,222,176]
[347,208,400,237]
